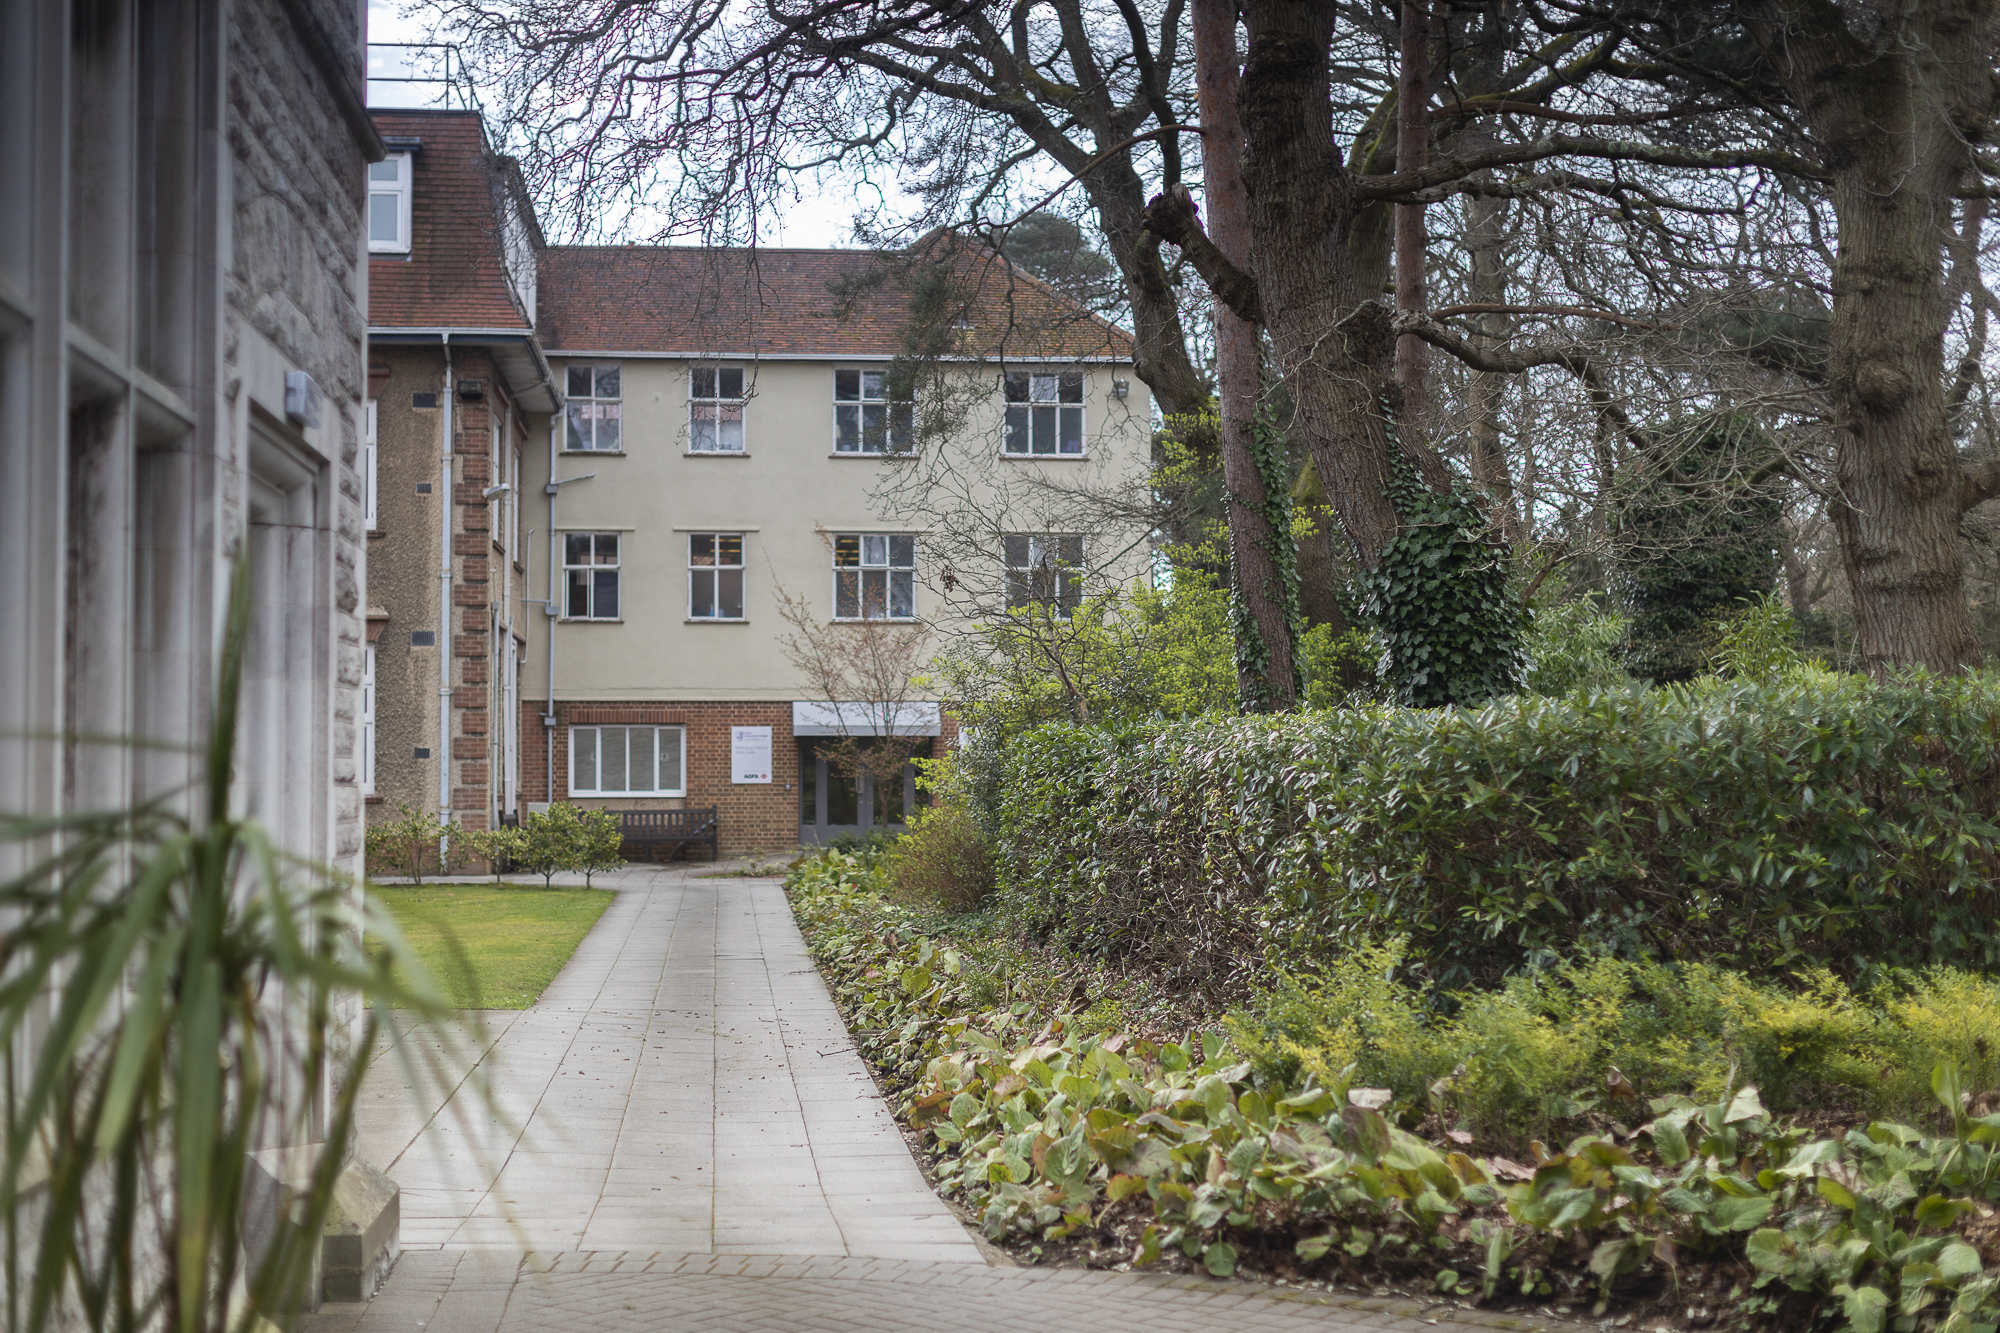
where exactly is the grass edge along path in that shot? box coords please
[370,882,615,1009]
[786,850,2000,1333]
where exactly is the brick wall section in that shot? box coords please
[518,700,955,857]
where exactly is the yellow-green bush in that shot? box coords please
[1232,947,2000,1147]
[887,802,994,914]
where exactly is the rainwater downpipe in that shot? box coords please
[440,336,454,847]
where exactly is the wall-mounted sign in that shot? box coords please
[731,726,773,784]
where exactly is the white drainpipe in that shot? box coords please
[440,337,454,842]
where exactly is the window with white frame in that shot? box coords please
[564,364,622,451]
[1005,534,1086,613]
[1002,370,1085,455]
[689,533,744,619]
[832,533,915,620]
[563,533,621,619]
[833,369,912,453]
[363,399,378,529]
[361,644,377,794]
[689,367,746,451]
[570,725,685,796]
[367,153,412,254]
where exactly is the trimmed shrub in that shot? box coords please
[991,673,2000,991]
[887,802,994,913]
[515,803,624,886]
[365,804,471,883]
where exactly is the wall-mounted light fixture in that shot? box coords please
[482,483,512,499]
[458,378,485,400]
[1111,377,1130,399]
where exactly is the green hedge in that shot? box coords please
[991,674,2000,990]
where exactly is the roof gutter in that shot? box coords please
[368,328,561,413]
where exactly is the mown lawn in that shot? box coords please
[369,883,615,1009]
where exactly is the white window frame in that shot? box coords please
[564,364,623,452]
[363,399,379,529]
[367,152,412,254]
[562,532,621,620]
[361,644,377,795]
[688,532,746,620]
[689,366,747,452]
[1003,370,1086,455]
[832,368,912,454]
[831,532,916,621]
[569,724,687,797]
[1005,534,1086,612]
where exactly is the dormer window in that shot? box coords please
[368,153,412,254]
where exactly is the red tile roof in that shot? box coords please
[368,110,531,331]
[536,234,1135,361]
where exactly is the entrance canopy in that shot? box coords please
[791,701,942,737]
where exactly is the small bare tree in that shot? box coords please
[774,556,934,831]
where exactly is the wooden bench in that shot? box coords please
[610,807,718,862]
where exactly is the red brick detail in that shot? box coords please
[454,813,491,834]
[455,453,491,482]
[454,585,487,606]
[457,710,489,736]
[453,785,488,807]
[566,705,689,725]
[453,534,488,556]
[461,659,489,684]
[519,699,942,858]
[460,556,489,582]
[460,609,490,633]
[452,687,487,709]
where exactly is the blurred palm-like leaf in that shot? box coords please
[1,558,478,1333]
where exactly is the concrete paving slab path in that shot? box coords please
[314,864,1564,1333]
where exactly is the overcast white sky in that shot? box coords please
[366,0,865,247]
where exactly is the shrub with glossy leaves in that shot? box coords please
[991,673,2000,990]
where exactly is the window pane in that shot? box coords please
[566,403,590,451]
[1003,534,1030,566]
[690,533,714,565]
[833,534,860,567]
[1004,405,1029,453]
[719,369,744,398]
[1004,372,1028,403]
[889,535,913,567]
[691,418,717,451]
[890,570,913,619]
[720,416,744,451]
[826,755,857,825]
[716,534,742,566]
[862,370,885,399]
[801,745,817,821]
[368,193,400,244]
[595,569,619,619]
[861,403,886,451]
[632,728,656,792]
[1059,405,1083,453]
[863,568,887,618]
[835,404,860,452]
[835,569,859,618]
[691,569,715,618]
[1006,570,1029,608]
[595,366,621,399]
[567,568,590,617]
[1059,371,1084,403]
[574,728,598,793]
[861,534,888,566]
[595,534,619,564]
[1031,374,1056,403]
[719,568,743,618]
[835,369,859,400]
[369,158,401,182]
[1058,534,1085,565]
[566,534,591,565]
[603,727,628,792]
[568,365,594,397]
[659,728,684,792]
[889,403,912,450]
[1032,405,1057,453]
[595,405,621,452]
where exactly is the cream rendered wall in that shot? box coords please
[521,355,1154,703]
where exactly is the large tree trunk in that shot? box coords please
[1195,0,1297,708]
[1743,0,1996,676]
[1392,0,1430,434]
[1236,0,1443,569]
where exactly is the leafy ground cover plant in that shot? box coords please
[787,850,2000,1333]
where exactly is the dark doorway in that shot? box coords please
[797,737,921,845]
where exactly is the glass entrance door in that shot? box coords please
[798,737,919,846]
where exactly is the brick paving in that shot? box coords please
[315,864,1569,1332]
